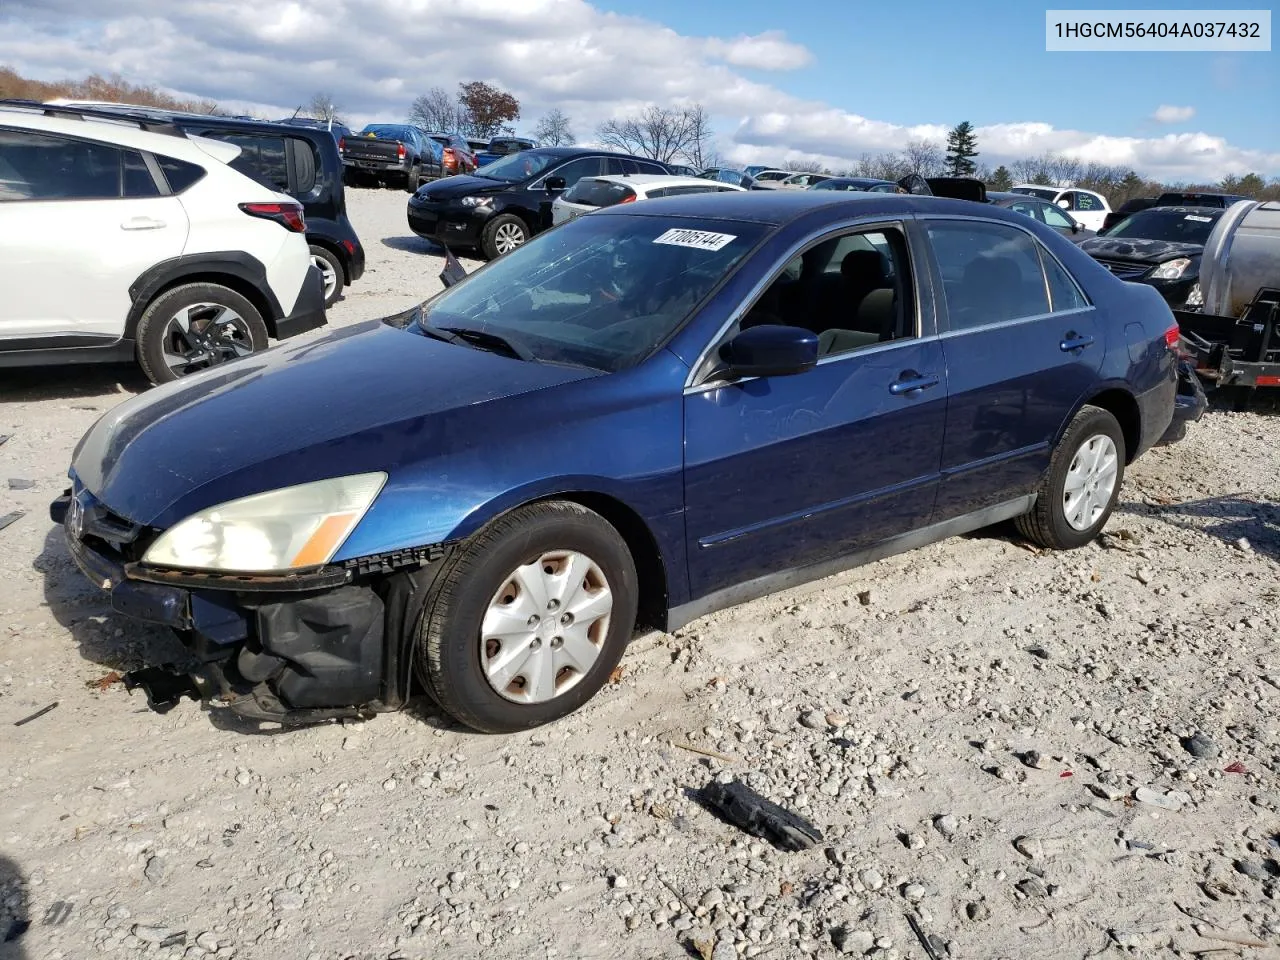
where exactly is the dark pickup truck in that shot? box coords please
[475,136,536,167]
[1174,199,1280,404]
[344,124,440,191]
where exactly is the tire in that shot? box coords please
[1016,404,1126,549]
[404,163,421,193]
[309,244,344,307]
[481,213,529,260]
[416,500,639,733]
[135,283,269,385]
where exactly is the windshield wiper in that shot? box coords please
[415,322,468,347]
[437,325,535,362]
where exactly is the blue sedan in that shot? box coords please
[53,191,1198,733]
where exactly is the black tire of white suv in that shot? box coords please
[136,282,269,385]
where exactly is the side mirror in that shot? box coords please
[1056,199,1071,209]
[718,325,818,379]
[1071,220,1081,233]
[544,176,566,192]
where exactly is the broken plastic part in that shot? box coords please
[697,778,823,852]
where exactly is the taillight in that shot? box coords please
[239,201,306,233]
[1163,323,1181,350]
[337,136,345,153]
[342,239,355,255]
[618,193,637,204]
[397,143,406,160]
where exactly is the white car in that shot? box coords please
[1009,184,1112,232]
[746,169,793,190]
[0,101,325,384]
[779,172,832,190]
[551,174,745,224]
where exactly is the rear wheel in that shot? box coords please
[135,283,269,385]
[416,501,638,733]
[309,244,344,307]
[404,163,421,193]
[481,214,529,260]
[1016,405,1125,549]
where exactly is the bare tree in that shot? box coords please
[596,104,713,164]
[679,103,715,169]
[785,158,828,173]
[410,86,464,132]
[903,139,945,177]
[305,91,344,125]
[533,108,574,146]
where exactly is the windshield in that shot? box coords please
[413,214,768,372]
[359,124,413,140]
[476,150,561,182]
[1012,186,1059,202]
[1103,209,1221,244]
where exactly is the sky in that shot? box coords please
[2,0,1277,181]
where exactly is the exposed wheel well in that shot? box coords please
[129,272,280,340]
[530,492,669,631]
[307,239,350,284]
[1083,388,1141,463]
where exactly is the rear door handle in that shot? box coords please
[1060,333,1096,352]
[121,217,166,231]
[889,372,940,396]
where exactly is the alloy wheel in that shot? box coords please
[312,254,339,301]
[493,222,526,255]
[160,302,257,376]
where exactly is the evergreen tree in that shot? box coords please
[989,165,1013,191]
[944,121,979,177]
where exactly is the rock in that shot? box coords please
[272,890,304,911]
[965,901,991,922]
[800,711,825,731]
[711,940,737,960]
[857,590,874,606]
[611,874,628,889]
[903,832,925,850]
[825,712,848,728]
[1236,537,1252,552]
[835,929,875,954]
[195,932,219,952]
[1013,836,1043,860]
[1235,859,1270,882]
[1015,877,1048,898]
[7,479,34,490]
[860,868,885,891]
[144,855,166,883]
[383,778,397,791]
[901,883,926,903]
[132,925,171,943]
[700,889,724,909]
[934,815,959,838]
[1134,787,1184,811]
[1021,750,1047,770]
[1135,567,1153,585]
[1182,732,1220,760]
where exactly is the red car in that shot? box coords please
[426,132,477,176]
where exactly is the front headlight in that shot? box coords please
[1150,257,1193,280]
[143,473,386,573]
[460,196,492,208]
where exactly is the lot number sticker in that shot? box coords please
[1185,214,1214,222]
[653,228,737,251]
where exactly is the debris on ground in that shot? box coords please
[697,777,822,851]
[0,511,24,533]
[12,702,57,727]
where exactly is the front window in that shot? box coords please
[1011,186,1060,202]
[755,171,789,181]
[412,214,769,372]
[475,150,567,182]
[1104,209,1221,244]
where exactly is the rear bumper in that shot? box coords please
[347,157,411,174]
[52,485,437,724]
[273,265,327,340]
[1158,360,1208,445]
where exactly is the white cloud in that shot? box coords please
[1152,104,1195,124]
[704,31,813,70]
[0,0,1274,180]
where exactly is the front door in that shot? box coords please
[682,223,947,600]
[922,217,1103,519]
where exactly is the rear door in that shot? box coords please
[682,221,948,599]
[0,127,188,344]
[921,217,1100,520]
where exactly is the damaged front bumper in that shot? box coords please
[51,487,447,724]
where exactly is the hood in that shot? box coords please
[417,174,513,200]
[1080,237,1203,264]
[72,319,596,527]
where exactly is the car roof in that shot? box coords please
[593,189,1039,227]
[1129,205,1224,216]
[988,192,1031,202]
[0,103,222,157]
[575,174,735,189]
[34,100,339,142]
[526,145,661,161]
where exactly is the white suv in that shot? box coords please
[0,102,325,384]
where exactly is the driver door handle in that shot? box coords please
[1060,333,1096,352]
[889,372,940,396]
[121,216,167,231]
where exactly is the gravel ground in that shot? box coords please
[2,186,1280,960]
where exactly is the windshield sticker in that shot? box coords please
[653,228,737,251]
[1185,215,1213,222]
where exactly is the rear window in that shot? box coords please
[489,139,531,155]
[207,133,289,192]
[563,178,636,207]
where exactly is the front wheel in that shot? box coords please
[481,213,529,260]
[135,283,269,385]
[416,501,638,733]
[1016,404,1125,549]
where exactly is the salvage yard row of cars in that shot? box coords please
[1,98,1276,736]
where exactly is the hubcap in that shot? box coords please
[480,550,613,704]
[1062,434,1119,531]
[312,254,339,301]
[493,222,526,255]
[160,302,256,377]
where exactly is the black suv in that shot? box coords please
[407,146,670,259]
[83,108,365,307]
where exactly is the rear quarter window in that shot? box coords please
[155,155,206,193]
[205,133,290,192]
[563,179,635,207]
